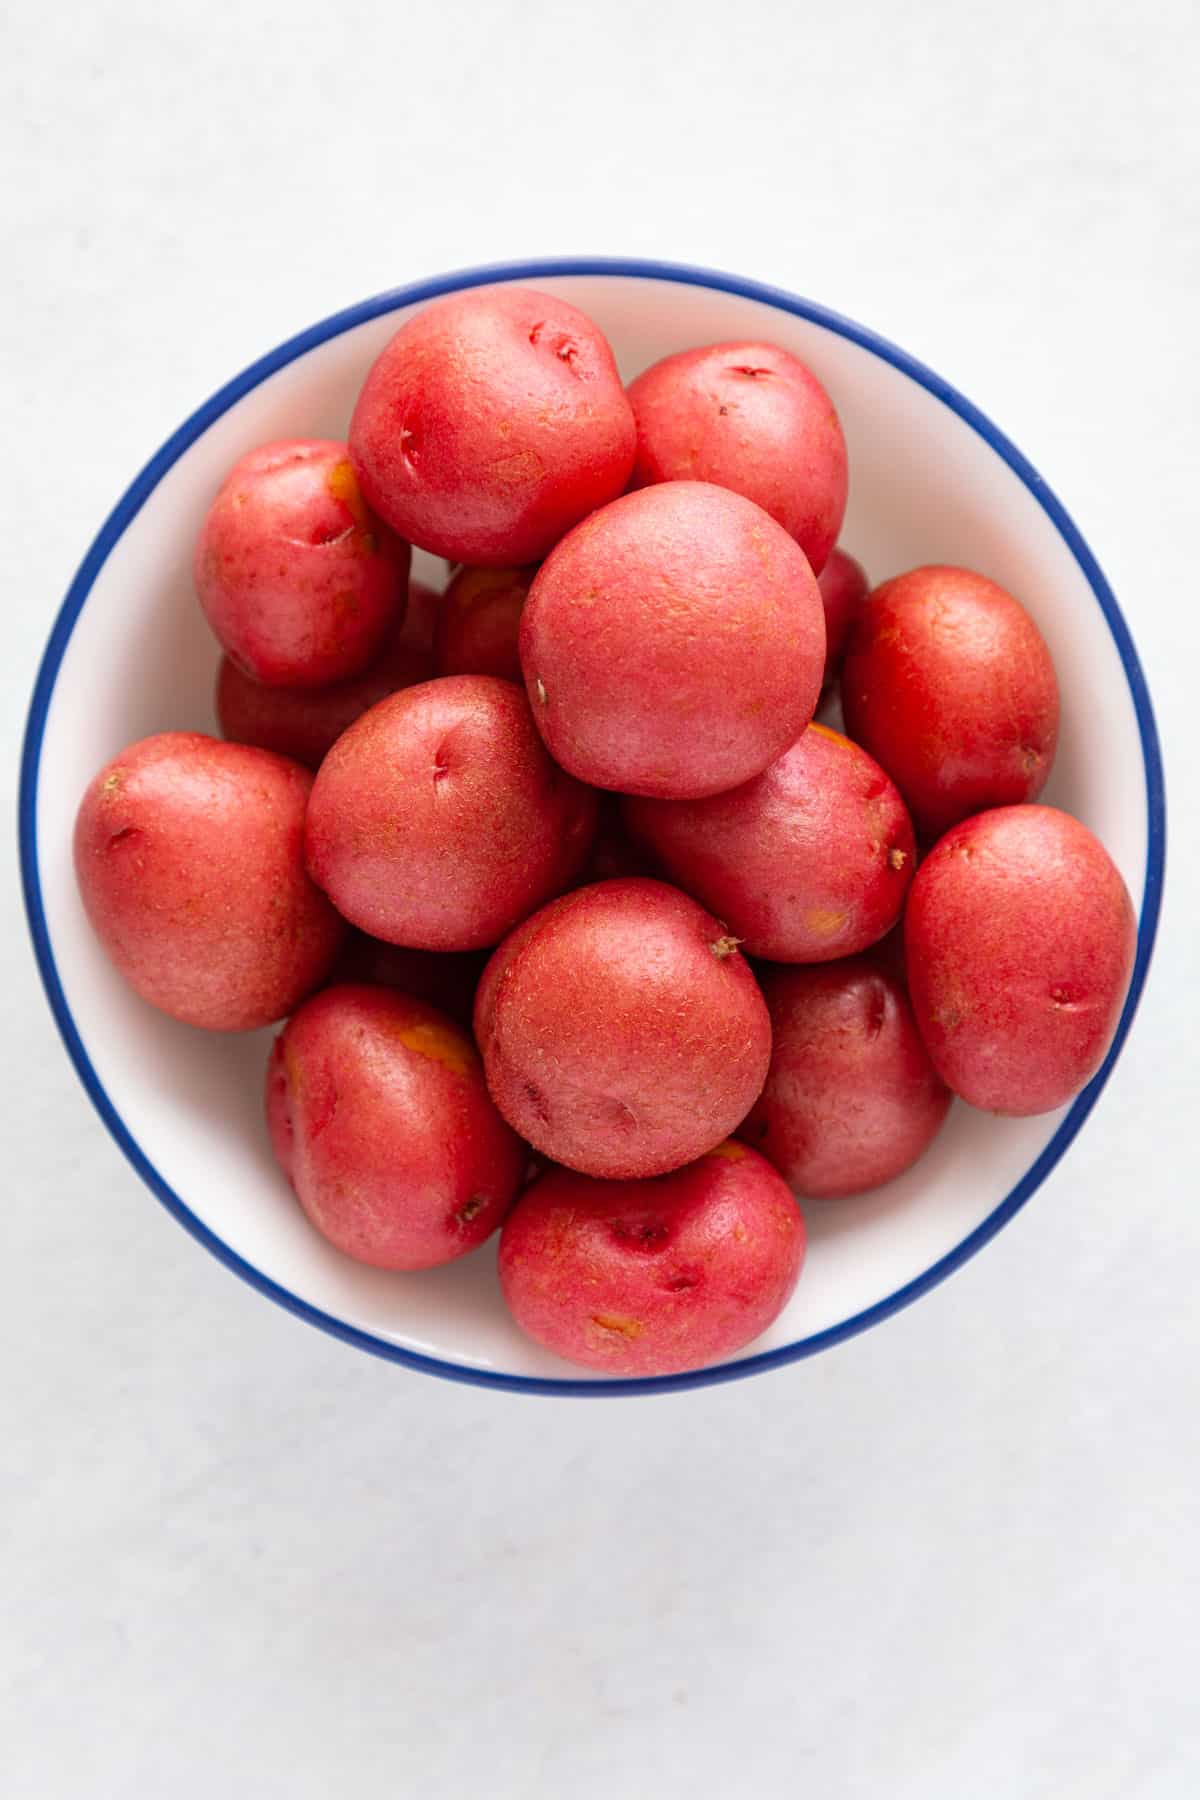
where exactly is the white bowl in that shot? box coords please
[20,259,1165,1395]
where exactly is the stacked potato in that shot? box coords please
[74,286,1135,1376]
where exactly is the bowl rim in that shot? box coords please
[19,256,1166,1398]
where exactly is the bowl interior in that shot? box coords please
[29,269,1153,1388]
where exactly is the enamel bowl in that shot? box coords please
[20,259,1165,1395]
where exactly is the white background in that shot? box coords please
[3,3,1198,1794]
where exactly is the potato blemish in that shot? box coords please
[326,458,370,533]
[591,1312,644,1340]
[395,1019,476,1076]
[803,906,847,938]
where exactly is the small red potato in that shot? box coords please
[266,985,524,1269]
[332,932,487,1027]
[498,1142,804,1376]
[904,805,1137,1115]
[305,675,597,951]
[349,286,635,566]
[436,565,534,684]
[741,959,951,1198]
[475,877,772,1180]
[519,481,826,798]
[195,440,408,687]
[215,596,437,770]
[627,340,848,574]
[623,722,915,962]
[841,566,1060,839]
[74,733,344,1031]
[818,547,869,679]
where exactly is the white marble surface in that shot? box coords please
[3,3,1198,1794]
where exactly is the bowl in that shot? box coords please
[20,258,1165,1395]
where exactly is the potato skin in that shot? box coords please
[818,548,869,680]
[627,340,847,575]
[623,723,915,962]
[194,440,409,688]
[348,287,636,566]
[498,1143,804,1375]
[904,805,1136,1115]
[841,565,1060,840]
[266,985,524,1270]
[215,586,439,770]
[519,481,826,799]
[475,877,772,1180]
[73,732,345,1031]
[305,675,598,951]
[436,565,534,684]
[740,959,951,1198]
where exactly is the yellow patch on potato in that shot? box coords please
[807,721,852,749]
[326,457,369,526]
[282,1042,305,1094]
[804,905,849,938]
[705,1140,747,1162]
[394,1018,477,1076]
[591,1313,644,1340]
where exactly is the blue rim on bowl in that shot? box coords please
[19,257,1167,1397]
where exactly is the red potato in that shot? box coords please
[215,592,438,770]
[623,722,915,962]
[905,805,1136,1115]
[349,286,635,566]
[194,440,409,688]
[332,932,487,1028]
[818,547,869,680]
[740,959,951,1198]
[74,733,344,1031]
[475,877,772,1180]
[841,566,1060,839]
[519,481,826,799]
[436,565,535,684]
[305,675,597,951]
[627,340,848,575]
[498,1142,805,1376]
[266,985,524,1270]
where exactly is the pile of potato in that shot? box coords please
[74,286,1135,1376]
